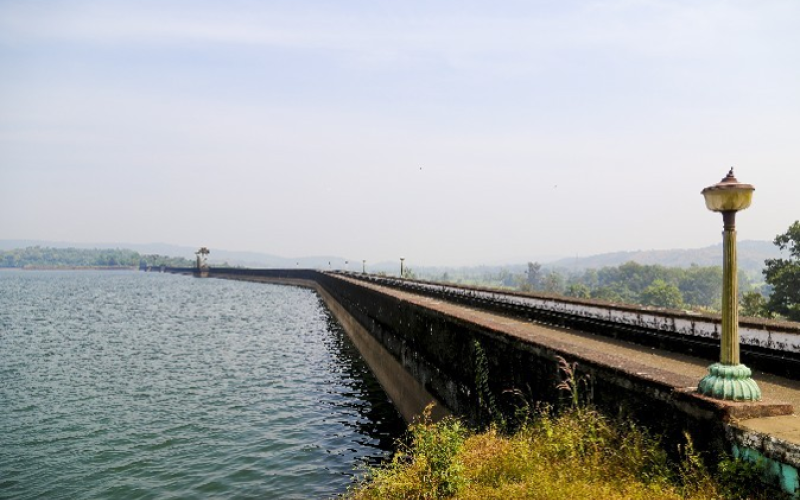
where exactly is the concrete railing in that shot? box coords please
[338,272,800,379]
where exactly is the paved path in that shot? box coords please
[340,276,800,445]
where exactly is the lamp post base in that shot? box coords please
[697,363,762,401]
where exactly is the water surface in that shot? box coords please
[0,270,405,499]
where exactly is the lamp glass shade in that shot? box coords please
[702,185,754,212]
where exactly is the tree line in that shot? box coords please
[748,221,800,321]
[0,246,194,269]
[518,261,732,311]
[433,221,800,322]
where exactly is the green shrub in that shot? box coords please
[347,404,784,499]
[351,405,467,499]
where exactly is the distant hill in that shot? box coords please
[547,240,779,274]
[0,240,354,270]
[0,239,782,275]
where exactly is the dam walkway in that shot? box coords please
[338,273,800,444]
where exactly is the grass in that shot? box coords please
[346,404,784,500]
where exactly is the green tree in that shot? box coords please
[740,290,770,318]
[498,268,515,287]
[566,283,591,299]
[542,271,565,294]
[592,284,629,303]
[599,261,667,295]
[592,287,619,302]
[0,246,191,269]
[678,265,723,309]
[526,262,543,290]
[763,221,800,321]
[640,279,684,309]
[581,268,599,289]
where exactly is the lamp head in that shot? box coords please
[701,168,754,212]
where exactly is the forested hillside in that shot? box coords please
[0,247,193,269]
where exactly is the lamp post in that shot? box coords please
[697,168,761,401]
[400,257,405,278]
[362,260,366,274]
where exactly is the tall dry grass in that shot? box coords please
[347,403,781,500]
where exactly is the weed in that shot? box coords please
[717,456,787,500]
[472,340,503,428]
[347,358,785,499]
[555,355,591,408]
[349,404,467,499]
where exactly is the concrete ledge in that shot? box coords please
[676,390,795,422]
[730,417,800,467]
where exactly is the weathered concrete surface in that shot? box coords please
[741,416,800,447]
[728,420,800,494]
[328,274,794,416]
[351,274,800,378]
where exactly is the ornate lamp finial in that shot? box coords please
[721,168,737,184]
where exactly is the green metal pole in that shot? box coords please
[697,211,761,401]
[720,211,739,365]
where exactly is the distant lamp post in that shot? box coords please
[697,168,761,401]
[362,260,366,274]
[400,257,405,277]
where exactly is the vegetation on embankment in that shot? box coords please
[346,405,782,500]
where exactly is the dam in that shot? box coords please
[163,266,800,495]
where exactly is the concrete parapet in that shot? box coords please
[346,272,800,379]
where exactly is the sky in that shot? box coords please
[1,0,799,266]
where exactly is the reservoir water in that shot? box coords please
[0,270,406,499]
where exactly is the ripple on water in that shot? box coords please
[0,271,406,499]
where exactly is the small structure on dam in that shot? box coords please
[194,247,210,277]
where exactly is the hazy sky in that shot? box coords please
[2,1,798,266]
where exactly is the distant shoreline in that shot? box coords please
[0,266,138,271]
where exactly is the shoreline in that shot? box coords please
[0,266,139,271]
